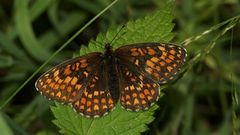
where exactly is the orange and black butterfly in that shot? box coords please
[35,42,187,118]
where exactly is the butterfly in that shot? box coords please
[35,42,187,118]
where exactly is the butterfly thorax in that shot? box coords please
[102,43,115,60]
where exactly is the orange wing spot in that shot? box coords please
[133,93,137,98]
[153,73,160,78]
[83,71,89,77]
[88,94,93,98]
[45,90,50,93]
[170,49,176,55]
[44,74,50,77]
[93,105,99,111]
[102,105,107,109]
[146,60,155,68]
[150,90,155,95]
[64,68,71,75]
[147,96,153,100]
[139,93,145,99]
[108,99,113,104]
[49,82,55,88]
[56,91,61,97]
[126,95,130,100]
[80,105,84,110]
[133,98,139,105]
[121,96,125,101]
[50,92,55,96]
[75,101,80,106]
[54,76,60,82]
[60,84,65,90]
[71,77,78,85]
[90,84,95,88]
[86,108,91,112]
[166,59,172,63]
[146,67,153,74]
[67,86,72,92]
[177,54,181,58]
[130,85,135,91]
[160,55,166,60]
[156,66,161,71]
[54,70,59,77]
[80,62,88,68]
[75,84,82,90]
[46,79,52,84]
[126,101,131,105]
[164,73,169,77]
[173,63,177,67]
[57,78,63,84]
[167,66,173,72]
[94,91,99,96]
[148,48,156,55]
[153,83,157,88]
[62,96,67,100]
[131,52,139,56]
[144,89,150,95]
[151,57,159,63]
[131,48,137,52]
[101,98,106,103]
[135,59,139,66]
[146,84,151,88]
[138,48,145,56]
[53,84,59,89]
[87,101,92,107]
[162,51,167,56]
[142,100,147,104]
[42,85,47,89]
[159,61,165,66]
[81,98,86,104]
[130,77,136,82]
[39,81,43,85]
[169,55,175,60]
[72,91,77,97]
[158,46,166,51]
[100,91,105,95]
[93,99,99,104]
[64,76,72,84]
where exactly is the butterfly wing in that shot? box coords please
[35,52,115,117]
[118,64,160,111]
[115,43,187,111]
[115,43,187,84]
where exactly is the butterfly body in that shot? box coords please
[36,42,187,118]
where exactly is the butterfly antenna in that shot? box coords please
[109,25,126,44]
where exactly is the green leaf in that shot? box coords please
[52,1,175,135]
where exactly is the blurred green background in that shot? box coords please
[0,0,239,135]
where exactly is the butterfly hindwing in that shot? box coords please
[118,64,160,111]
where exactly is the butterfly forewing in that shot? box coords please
[35,52,102,103]
[115,43,187,84]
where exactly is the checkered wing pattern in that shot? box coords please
[116,43,187,84]
[118,64,160,111]
[116,43,187,111]
[35,52,115,118]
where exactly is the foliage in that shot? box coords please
[0,0,239,135]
